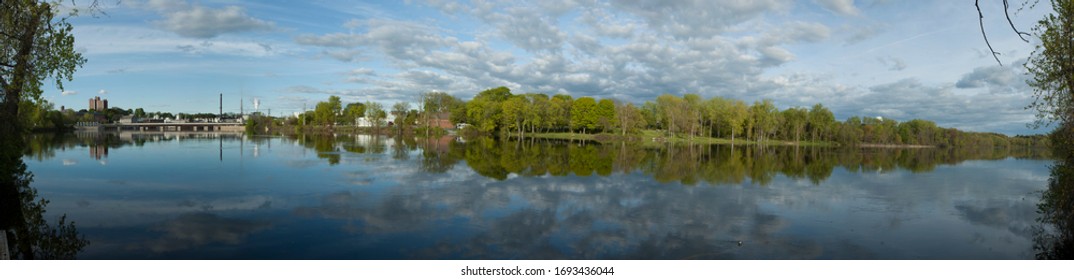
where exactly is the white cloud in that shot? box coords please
[98,89,108,95]
[74,25,283,57]
[814,0,861,16]
[144,1,274,38]
[955,62,1026,93]
[610,0,791,39]
[62,90,78,96]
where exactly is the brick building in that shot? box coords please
[89,96,108,111]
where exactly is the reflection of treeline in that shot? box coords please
[437,138,1051,186]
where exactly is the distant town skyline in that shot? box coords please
[47,0,1051,135]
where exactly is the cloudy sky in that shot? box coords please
[50,0,1051,135]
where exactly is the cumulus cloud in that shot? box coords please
[814,0,861,16]
[955,62,1027,94]
[610,0,791,39]
[293,1,830,104]
[142,0,274,38]
[62,90,78,96]
[284,1,1035,134]
[98,89,108,95]
[848,79,1031,133]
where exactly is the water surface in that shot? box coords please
[22,132,1052,259]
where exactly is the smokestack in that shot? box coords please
[219,93,223,118]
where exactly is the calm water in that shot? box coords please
[20,132,1053,259]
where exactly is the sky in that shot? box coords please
[47,0,1053,135]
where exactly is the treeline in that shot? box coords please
[295,86,1048,148]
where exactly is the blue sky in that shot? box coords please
[48,0,1050,135]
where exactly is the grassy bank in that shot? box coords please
[525,129,841,147]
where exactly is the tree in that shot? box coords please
[475,86,512,102]
[655,94,683,136]
[366,101,385,130]
[342,102,365,125]
[683,94,702,137]
[419,91,458,131]
[641,101,660,130]
[2,0,89,259]
[750,99,780,143]
[808,103,834,143]
[527,93,551,133]
[782,107,808,144]
[726,100,748,144]
[704,97,732,138]
[550,94,573,132]
[596,98,617,132]
[501,95,529,137]
[615,101,645,135]
[1026,0,1074,133]
[391,101,410,128]
[571,97,598,134]
[313,95,342,126]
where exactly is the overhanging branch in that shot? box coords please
[977,0,1005,66]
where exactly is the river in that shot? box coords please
[19,131,1054,259]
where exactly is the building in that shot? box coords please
[424,112,454,129]
[89,96,108,111]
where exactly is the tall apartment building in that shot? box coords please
[89,96,108,111]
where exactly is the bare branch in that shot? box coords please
[1004,0,1032,42]
[977,0,1004,66]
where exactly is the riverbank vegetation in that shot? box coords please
[276,87,1049,149]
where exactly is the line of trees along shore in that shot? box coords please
[297,86,1048,149]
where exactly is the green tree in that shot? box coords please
[366,101,385,130]
[391,101,410,130]
[782,107,808,144]
[1027,0,1074,133]
[2,0,89,259]
[571,97,598,134]
[342,102,365,125]
[750,99,779,143]
[550,94,573,131]
[726,100,748,144]
[704,97,731,138]
[683,94,702,137]
[655,94,682,136]
[527,93,551,133]
[808,103,834,143]
[596,98,617,132]
[615,101,645,135]
[501,95,529,137]
[475,86,512,102]
[641,101,661,130]
[313,95,342,126]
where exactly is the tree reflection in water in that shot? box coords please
[2,134,88,259]
[1035,127,1074,259]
